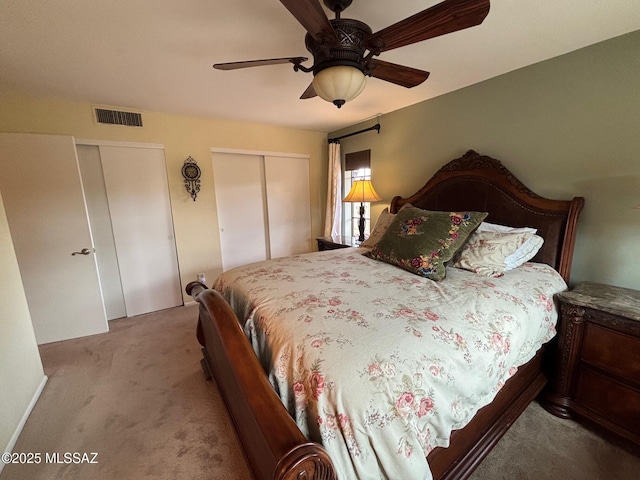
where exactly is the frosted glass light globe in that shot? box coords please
[312,66,366,108]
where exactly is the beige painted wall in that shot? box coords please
[0,192,46,456]
[330,31,640,290]
[0,89,328,304]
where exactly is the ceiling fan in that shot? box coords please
[213,0,490,108]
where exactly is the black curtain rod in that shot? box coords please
[328,123,380,143]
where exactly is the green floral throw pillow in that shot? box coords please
[366,206,488,281]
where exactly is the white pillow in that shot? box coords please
[504,234,544,270]
[452,222,545,276]
[480,222,544,268]
[477,221,537,235]
[360,208,395,247]
[451,230,535,277]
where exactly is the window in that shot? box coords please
[343,150,372,242]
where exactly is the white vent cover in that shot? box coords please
[94,107,143,127]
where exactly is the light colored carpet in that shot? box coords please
[2,304,638,480]
[469,401,639,480]
[2,304,251,480]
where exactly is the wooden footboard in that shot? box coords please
[186,281,337,480]
[187,281,549,480]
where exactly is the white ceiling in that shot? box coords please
[1,1,639,133]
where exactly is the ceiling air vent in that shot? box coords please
[94,107,143,127]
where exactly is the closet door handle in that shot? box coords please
[71,248,92,256]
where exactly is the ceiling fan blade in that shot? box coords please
[367,59,430,88]
[366,0,490,53]
[300,83,317,99]
[213,57,308,70]
[279,0,337,41]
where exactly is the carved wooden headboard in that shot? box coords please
[390,150,584,282]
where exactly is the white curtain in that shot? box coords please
[324,142,342,237]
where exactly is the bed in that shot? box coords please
[186,149,584,480]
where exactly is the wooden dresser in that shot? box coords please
[543,281,640,450]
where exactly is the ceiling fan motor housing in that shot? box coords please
[305,18,372,75]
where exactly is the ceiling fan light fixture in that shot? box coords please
[312,65,366,108]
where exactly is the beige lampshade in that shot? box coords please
[343,179,381,203]
[313,66,367,108]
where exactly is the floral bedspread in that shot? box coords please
[214,248,567,480]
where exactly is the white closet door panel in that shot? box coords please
[99,146,182,317]
[264,155,311,258]
[0,133,107,344]
[76,145,127,321]
[213,152,268,271]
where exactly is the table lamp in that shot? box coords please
[343,179,381,242]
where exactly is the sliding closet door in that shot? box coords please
[212,149,311,271]
[0,133,108,344]
[264,155,311,258]
[98,145,182,317]
[212,152,268,271]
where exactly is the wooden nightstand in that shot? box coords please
[316,236,358,251]
[543,281,640,450]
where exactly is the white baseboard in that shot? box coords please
[0,375,48,475]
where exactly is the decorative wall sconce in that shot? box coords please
[182,156,201,201]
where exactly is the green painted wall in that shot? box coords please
[331,30,640,290]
